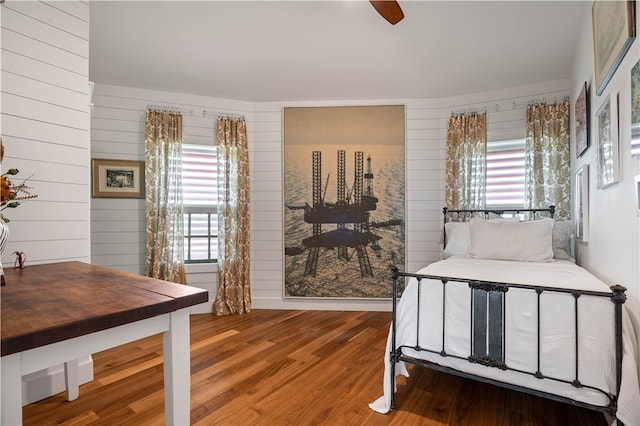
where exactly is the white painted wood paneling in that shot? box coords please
[11,1,89,37]
[2,115,88,148]
[2,50,88,93]
[1,0,90,267]
[1,29,87,73]
[1,0,91,404]
[1,5,88,56]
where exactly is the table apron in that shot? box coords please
[8,313,171,376]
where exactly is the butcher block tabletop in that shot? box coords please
[1,261,208,356]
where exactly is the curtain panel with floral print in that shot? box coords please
[525,102,571,219]
[446,112,487,210]
[144,110,187,284]
[214,118,251,315]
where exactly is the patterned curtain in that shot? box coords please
[525,102,570,219]
[446,112,487,210]
[144,110,186,284]
[213,118,251,315]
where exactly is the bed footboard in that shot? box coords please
[389,266,627,420]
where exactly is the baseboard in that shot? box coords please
[190,299,213,314]
[22,356,94,406]
[252,296,392,312]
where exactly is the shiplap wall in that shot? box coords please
[1,0,93,405]
[1,1,91,266]
[92,80,568,313]
[90,83,253,312]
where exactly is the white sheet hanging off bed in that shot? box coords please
[369,256,640,425]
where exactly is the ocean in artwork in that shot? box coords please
[284,143,405,298]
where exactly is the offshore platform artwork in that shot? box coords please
[284,106,405,299]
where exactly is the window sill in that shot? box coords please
[185,263,218,274]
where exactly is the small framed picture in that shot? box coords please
[575,82,589,158]
[592,0,636,96]
[575,164,589,243]
[595,95,619,189]
[92,159,145,198]
[632,58,640,156]
[635,174,640,216]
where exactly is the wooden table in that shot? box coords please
[1,261,208,425]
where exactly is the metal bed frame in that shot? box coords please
[389,207,627,423]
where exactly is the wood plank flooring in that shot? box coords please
[23,310,607,425]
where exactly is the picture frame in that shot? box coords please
[632,58,640,156]
[283,105,405,299]
[575,164,589,243]
[595,95,619,189]
[92,159,145,198]
[635,174,640,216]
[575,82,589,157]
[592,0,636,96]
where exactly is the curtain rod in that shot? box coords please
[146,104,193,114]
[451,107,487,116]
[451,95,569,116]
[518,95,569,109]
[195,109,245,121]
[145,106,246,121]
[214,112,245,121]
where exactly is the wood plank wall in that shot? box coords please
[1,0,94,404]
[1,1,91,266]
[92,81,567,313]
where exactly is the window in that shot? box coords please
[485,139,525,207]
[182,144,218,263]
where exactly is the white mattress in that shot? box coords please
[369,256,640,425]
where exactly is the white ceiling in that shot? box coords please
[89,1,590,102]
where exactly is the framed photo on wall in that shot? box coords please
[92,159,145,198]
[592,0,636,96]
[595,95,619,189]
[283,105,405,299]
[632,58,640,156]
[575,164,589,243]
[575,82,589,157]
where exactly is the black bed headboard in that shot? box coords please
[442,205,555,248]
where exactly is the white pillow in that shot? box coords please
[443,222,470,258]
[552,220,575,262]
[442,216,520,258]
[468,218,555,262]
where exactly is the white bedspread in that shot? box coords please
[369,257,640,425]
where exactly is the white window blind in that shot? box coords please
[486,139,526,207]
[182,144,218,262]
[182,144,218,206]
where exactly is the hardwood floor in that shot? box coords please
[23,310,607,425]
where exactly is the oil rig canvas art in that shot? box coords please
[284,105,405,298]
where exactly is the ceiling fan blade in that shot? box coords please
[370,0,404,25]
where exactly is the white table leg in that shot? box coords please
[1,353,23,425]
[162,309,190,426]
[64,359,80,401]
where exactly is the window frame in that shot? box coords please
[182,144,218,264]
